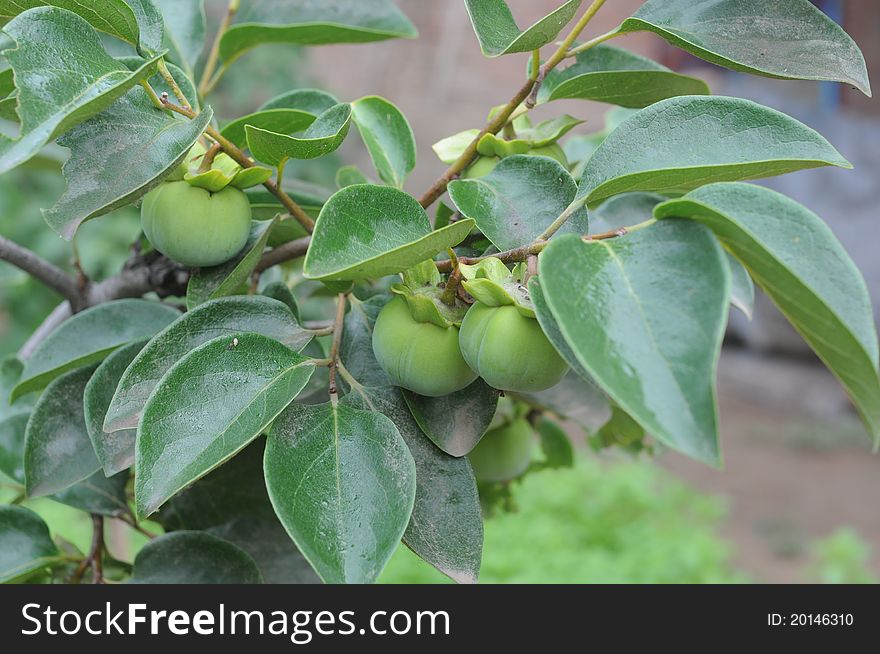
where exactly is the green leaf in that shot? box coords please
[433,129,480,165]
[618,0,871,96]
[43,88,213,239]
[0,505,61,583]
[403,380,499,457]
[538,43,710,108]
[51,469,129,517]
[536,417,574,469]
[336,164,371,189]
[264,400,416,584]
[186,217,276,309]
[13,300,179,401]
[464,0,582,57]
[344,388,483,584]
[222,109,317,149]
[588,192,666,233]
[83,340,145,476]
[0,412,28,483]
[126,0,164,55]
[131,531,262,584]
[0,1,140,46]
[154,0,205,78]
[246,103,352,165]
[726,253,754,320]
[260,282,300,322]
[655,183,880,444]
[529,277,595,384]
[304,185,474,281]
[219,0,418,63]
[0,68,13,97]
[135,332,316,517]
[0,356,33,422]
[0,7,162,174]
[449,155,588,251]
[104,296,310,432]
[539,220,730,465]
[351,95,416,188]
[576,95,851,207]
[592,404,646,452]
[24,365,100,496]
[511,371,610,433]
[156,440,319,584]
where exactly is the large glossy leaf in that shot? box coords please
[448,155,588,251]
[246,103,352,165]
[24,365,100,496]
[617,0,871,96]
[13,300,179,401]
[131,531,262,584]
[51,469,129,517]
[304,185,474,281]
[403,380,499,458]
[44,89,212,239]
[0,1,140,46]
[104,296,310,432]
[154,0,205,78]
[135,332,316,517]
[538,44,710,108]
[576,95,851,207]
[351,96,416,188]
[157,440,319,584]
[83,340,146,476]
[0,7,161,174]
[186,218,276,309]
[265,401,415,584]
[655,183,880,443]
[219,0,418,63]
[464,0,582,57]
[539,220,730,464]
[0,506,61,583]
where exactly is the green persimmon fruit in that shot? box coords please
[141,181,252,267]
[461,156,500,179]
[459,303,568,392]
[468,418,534,483]
[372,297,478,397]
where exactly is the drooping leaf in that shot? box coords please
[186,217,276,309]
[104,296,310,432]
[222,109,317,149]
[464,0,582,57]
[0,505,61,583]
[43,89,212,239]
[156,440,319,584]
[0,7,161,174]
[51,469,129,517]
[726,253,754,320]
[24,365,100,496]
[403,380,499,457]
[539,220,730,465]
[351,95,416,188]
[655,182,880,444]
[246,103,352,165]
[131,531,262,584]
[83,340,146,476]
[219,0,418,63]
[303,185,474,281]
[135,332,316,517]
[13,300,179,401]
[576,95,851,207]
[538,43,710,108]
[0,1,140,46]
[265,400,416,584]
[154,0,205,78]
[448,155,588,251]
[617,0,871,96]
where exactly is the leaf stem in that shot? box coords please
[328,293,348,402]
[157,59,192,109]
[199,0,240,97]
[140,80,164,109]
[565,28,623,58]
[535,196,587,241]
[439,248,462,306]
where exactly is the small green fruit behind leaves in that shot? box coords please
[131,532,262,584]
[654,182,880,445]
[135,333,316,518]
[617,0,871,96]
[576,95,851,208]
[0,505,62,583]
[265,401,416,585]
[539,220,730,466]
[104,296,310,433]
[464,0,582,57]
[303,185,474,281]
[12,300,180,402]
[468,418,534,483]
[351,96,416,188]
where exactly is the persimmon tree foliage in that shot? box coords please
[0,0,875,584]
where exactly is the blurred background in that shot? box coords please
[1,0,878,583]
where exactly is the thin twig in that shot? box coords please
[157,59,192,109]
[565,28,623,58]
[198,0,240,97]
[0,235,83,309]
[254,236,311,273]
[72,515,104,584]
[328,293,348,401]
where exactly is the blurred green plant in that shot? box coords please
[808,528,877,584]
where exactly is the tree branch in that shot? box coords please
[0,235,83,309]
[255,235,311,273]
